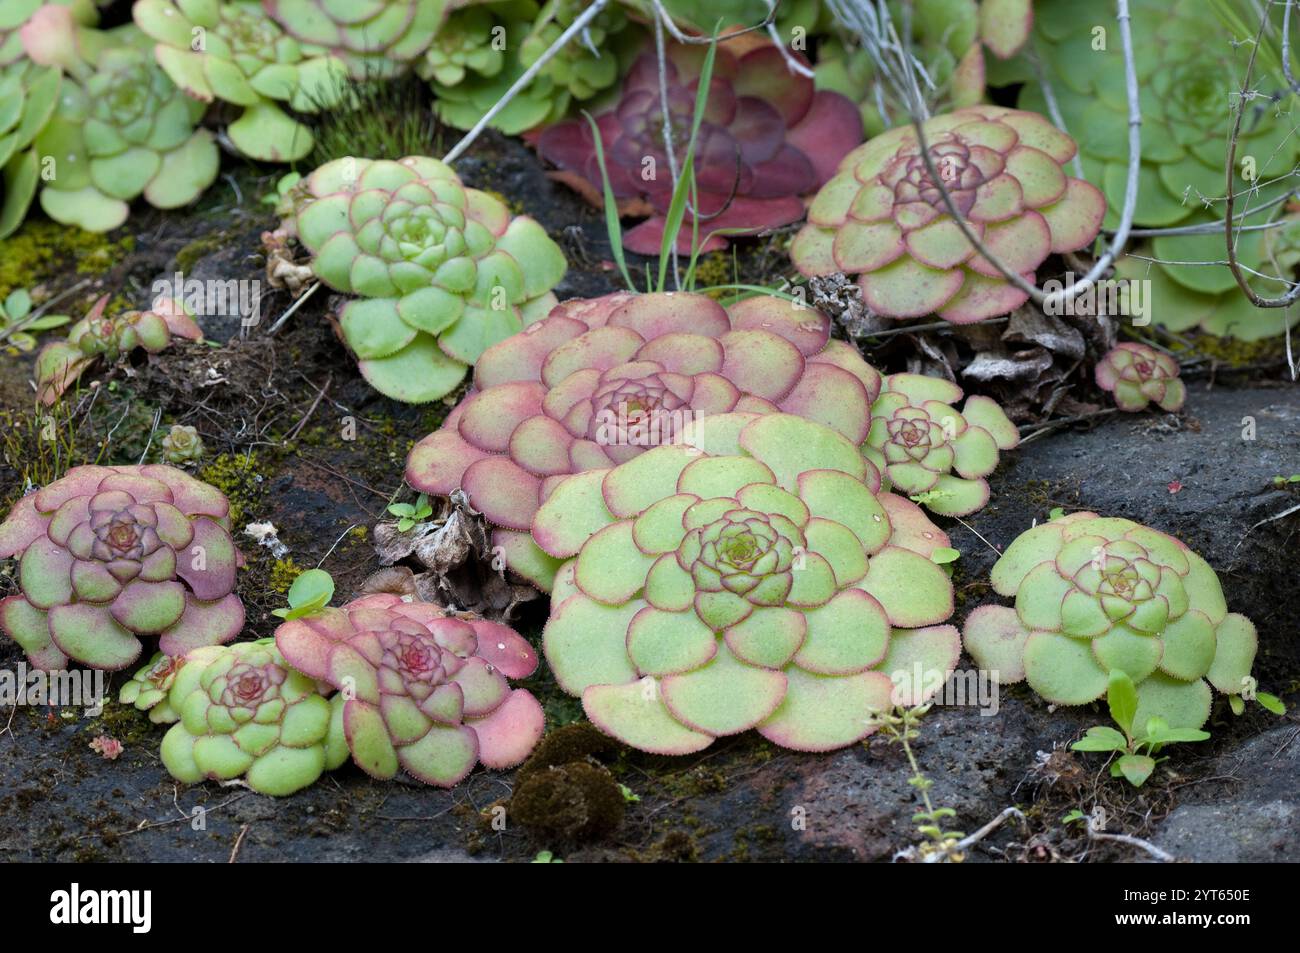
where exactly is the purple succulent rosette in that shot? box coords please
[964,512,1259,730]
[0,464,244,671]
[406,291,884,590]
[866,373,1019,517]
[792,104,1106,323]
[1095,343,1186,413]
[275,593,544,787]
[536,39,863,254]
[535,412,960,755]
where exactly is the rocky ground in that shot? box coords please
[0,130,1296,864]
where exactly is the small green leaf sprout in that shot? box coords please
[387,493,433,532]
[272,568,335,620]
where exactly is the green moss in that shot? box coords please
[510,761,625,842]
[1185,332,1284,368]
[268,557,305,594]
[0,220,133,298]
[198,452,265,526]
[173,233,230,274]
[690,251,737,299]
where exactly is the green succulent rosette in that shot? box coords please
[264,0,450,79]
[865,373,1019,517]
[119,651,185,724]
[536,412,959,755]
[22,14,219,232]
[133,0,348,162]
[421,0,640,135]
[964,512,1259,730]
[292,154,566,402]
[1010,0,1300,339]
[161,639,348,797]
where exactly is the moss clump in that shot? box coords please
[198,452,264,526]
[510,761,625,842]
[689,251,737,299]
[268,557,305,594]
[509,722,625,844]
[1185,332,1284,368]
[0,220,134,297]
[173,233,231,274]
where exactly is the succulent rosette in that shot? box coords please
[0,464,244,672]
[263,0,448,79]
[406,291,884,588]
[274,593,545,786]
[815,0,985,137]
[420,0,640,135]
[133,0,348,162]
[792,104,1105,323]
[35,294,203,405]
[537,39,863,253]
[291,155,566,402]
[964,512,1259,730]
[535,412,960,754]
[161,640,347,796]
[162,424,205,464]
[20,10,219,231]
[1011,0,1300,339]
[118,651,185,723]
[865,373,1018,517]
[1095,343,1185,413]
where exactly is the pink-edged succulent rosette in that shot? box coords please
[1095,342,1186,413]
[406,290,884,590]
[274,592,544,787]
[0,464,244,671]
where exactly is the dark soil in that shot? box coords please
[0,130,1296,864]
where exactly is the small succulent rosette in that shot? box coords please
[537,38,863,253]
[275,593,544,787]
[161,424,204,464]
[118,650,184,723]
[865,373,1018,517]
[1095,343,1185,413]
[20,7,220,231]
[536,412,960,755]
[792,104,1105,323]
[290,155,566,402]
[407,291,884,589]
[0,464,244,671]
[133,0,348,162]
[34,294,203,404]
[963,512,1259,730]
[161,640,347,796]
[264,0,449,80]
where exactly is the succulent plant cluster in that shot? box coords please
[0,464,244,672]
[161,639,347,796]
[133,0,348,162]
[21,7,220,231]
[264,0,449,80]
[535,412,959,754]
[289,155,566,402]
[537,38,863,253]
[406,291,886,587]
[815,0,1034,137]
[1095,343,1186,413]
[1009,0,1300,339]
[118,650,186,723]
[964,512,1259,730]
[793,104,1106,323]
[421,0,640,135]
[867,373,1019,517]
[34,294,203,404]
[275,592,544,786]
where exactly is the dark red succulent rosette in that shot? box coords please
[536,39,863,253]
